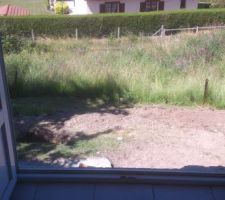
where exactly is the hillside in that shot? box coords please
[0,0,52,15]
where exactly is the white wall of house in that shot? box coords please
[66,1,76,13]
[164,0,198,10]
[61,0,198,15]
[186,0,198,9]
[124,0,143,12]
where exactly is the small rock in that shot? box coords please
[53,157,66,165]
[78,157,112,168]
[52,157,112,168]
[117,137,123,141]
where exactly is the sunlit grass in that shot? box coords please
[5,31,225,109]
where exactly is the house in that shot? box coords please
[50,0,198,15]
[0,4,30,16]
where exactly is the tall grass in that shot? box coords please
[5,31,225,108]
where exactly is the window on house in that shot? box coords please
[100,2,125,13]
[105,2,119,12]
[180,0,186,9]
[151,1,158,10]
[140,0,164,12]
[145,1,151,11]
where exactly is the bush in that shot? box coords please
[1,9,225,37]
[54,2,69,15]
[2,35,31,54]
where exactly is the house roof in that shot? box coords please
[0,4,30,16]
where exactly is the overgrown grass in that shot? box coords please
[5,31,225,109]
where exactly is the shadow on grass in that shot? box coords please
[9,73,130,101]
[17,142,56,161]
[66,129,116,146]
[12,74,134,143]
[12,75,134,166]
[14,98,132,142]
[17,128,118,162]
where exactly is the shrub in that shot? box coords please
[1,9,225,37]
[2,35,31,54]
[54,2,69,15]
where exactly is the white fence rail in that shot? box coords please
[25,24,225,41]
[152,25,225,36]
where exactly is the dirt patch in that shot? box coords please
[15,105,225,172]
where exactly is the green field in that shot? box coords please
[4,30,225,111]
[0,0,51,15]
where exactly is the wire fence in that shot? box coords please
[25,24,225,41]
[153,25,225,37]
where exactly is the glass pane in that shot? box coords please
[0,126,10,198]
[151,2,157,10]
[146,2,151,10]
[111,3,118,12]
[105,3,111,12]
[105,3,119,13]
[1,0,224,174]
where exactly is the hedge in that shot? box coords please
[1,9,225,37]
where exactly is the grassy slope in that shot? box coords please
[0,0,51,15]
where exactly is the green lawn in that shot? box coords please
[0,0,52,15]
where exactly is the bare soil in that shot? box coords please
[16,105,225,172]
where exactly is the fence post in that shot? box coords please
[203,78,209,104]
[139,32,144,48]
[75,28,78,40]
[160,25,165,37]
[31,29,35,43]
[196,26,199,34]
[117,27,120,39]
